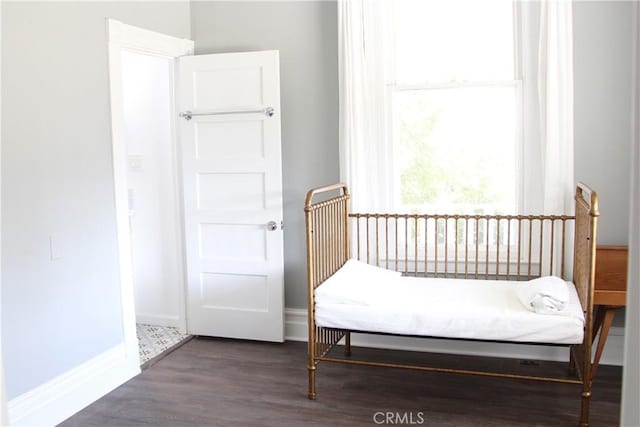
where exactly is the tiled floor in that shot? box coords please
[136,323,190,365]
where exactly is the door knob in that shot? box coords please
[267,221,278,231]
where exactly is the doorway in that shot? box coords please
[107,19,194,369]
[120,50,189,365]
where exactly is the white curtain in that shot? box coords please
[537,0,575,216]
[521,0,574,218]
[338,0,391,213]
[531,1,575,277]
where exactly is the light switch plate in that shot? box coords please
[49,233,63,260]
[128,155,143,171]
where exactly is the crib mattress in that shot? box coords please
[314,275,585,344]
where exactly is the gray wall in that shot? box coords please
[191,1,340,309]
[0,0,6,421]
[621,2,639,415]
[574,1,634,245]
[574,1,634,328]
[1,1,190,399]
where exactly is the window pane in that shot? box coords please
[394,86,518,214]
[393,0,514,84]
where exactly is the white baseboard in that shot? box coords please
[8,343,140,427]
[135,313,180,328]
[284,309,309,342]
[285,308,625,366]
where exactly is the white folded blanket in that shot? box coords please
[516,276,571,315]
[315,259,401,306]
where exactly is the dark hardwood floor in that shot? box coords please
[61,338,622,426]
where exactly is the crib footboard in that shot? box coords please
[304,183,351,399]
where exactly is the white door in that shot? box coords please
[177,51,284,342]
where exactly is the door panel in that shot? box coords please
[178,51,284,342]
[193,68,264,109]
[199,223,267,261]
[195,120,264,160]
[196,172,266,211]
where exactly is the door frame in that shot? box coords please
[106,19,194,367]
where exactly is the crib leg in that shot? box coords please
[580,390,591,426]
[568,349,577,375]
[308,366,316,400]
[344,331,352,357]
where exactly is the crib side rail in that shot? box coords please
[349,213,576,281]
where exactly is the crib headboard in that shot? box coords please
[304,183,351,290]
[573,183,599,314]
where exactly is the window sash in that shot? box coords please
[385,81,524,214]
[387,1,520,86]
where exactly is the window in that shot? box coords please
[340,0,574,274]
[385,0,521,215]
